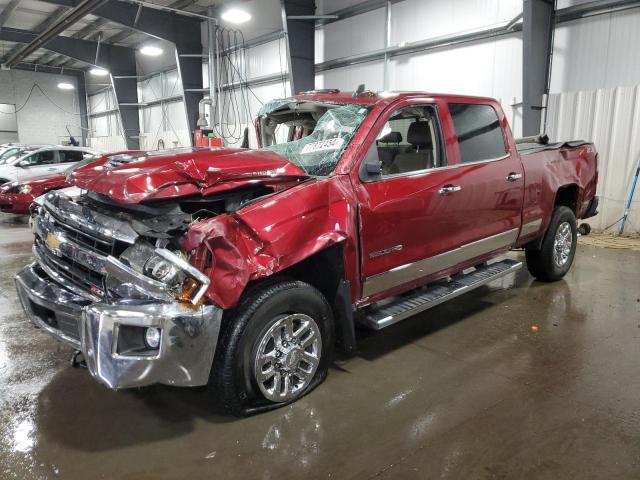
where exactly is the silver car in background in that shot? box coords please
[0,146,98,184]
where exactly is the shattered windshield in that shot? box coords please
[260,103,370,176]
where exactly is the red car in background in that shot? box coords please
[0,151,144,214]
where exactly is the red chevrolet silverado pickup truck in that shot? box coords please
[15,91,598,415]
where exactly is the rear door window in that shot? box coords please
[449,103,507,163]
[60,150,85,163]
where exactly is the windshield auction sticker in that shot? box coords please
[300,138,344,154]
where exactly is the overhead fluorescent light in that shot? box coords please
[89,67,109,76]
[57,82,74,90]
[221,8,251,24]
[139,45,164,56]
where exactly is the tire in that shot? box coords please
[211,279,334,416]
[525,206,577,281]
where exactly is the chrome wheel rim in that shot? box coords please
[553,221,573,267]
[254,313,322,402]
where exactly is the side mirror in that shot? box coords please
[359,145,382,181]
[17,160,29,168]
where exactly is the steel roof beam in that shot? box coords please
[522,0,554,135]
[0,0,22,29]
[0,27,131,68]
[281,0,316,95]
[36,0,201,43]
[0,6,69,63]
[3,0,109,68]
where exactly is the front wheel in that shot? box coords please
[211,279,334,416]
[525,206,577,281]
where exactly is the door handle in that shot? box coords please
[506,172,522,182]
[438,184,462,195]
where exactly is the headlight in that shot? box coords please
[144,248,210,305]
[18,184,32,194]
[144,255,183,284]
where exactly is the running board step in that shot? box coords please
[360,259,522,330]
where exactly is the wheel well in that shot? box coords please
[527,184,579,251]
[555,184,579,214]
[278,244,356,354]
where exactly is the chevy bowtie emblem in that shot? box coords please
[46,232,61,251]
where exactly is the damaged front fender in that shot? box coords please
[184,175,360,309]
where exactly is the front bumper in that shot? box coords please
[0,192,34,214]
[15,263,223,389]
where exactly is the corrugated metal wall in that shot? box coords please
[546,86,640,234]
[550,8,640,93]
[314,0,524,136]
[546,5,640,234]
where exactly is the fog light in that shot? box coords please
[144,327,161,349]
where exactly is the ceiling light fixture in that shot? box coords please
[89,67,109,76]
[139,45,164,56]
[221,8,251,24]
[57,82,74,90]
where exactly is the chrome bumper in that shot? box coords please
[15,263,223,389]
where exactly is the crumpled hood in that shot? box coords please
[70,147,308,203]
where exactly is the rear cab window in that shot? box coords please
[448,103,507,163]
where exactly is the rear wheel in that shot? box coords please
[526,206,577,281]
[211,279,334,416]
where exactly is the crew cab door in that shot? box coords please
[444,101,524,249]
[353,98,523,301]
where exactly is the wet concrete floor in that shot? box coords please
[0,214,639,479]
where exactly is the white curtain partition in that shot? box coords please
[545,85,640,234]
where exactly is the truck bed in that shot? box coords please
[516,140,591,155]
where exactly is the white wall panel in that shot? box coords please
[315,8,386,63]
[315,60,385,93]
[244,38,288,80]
[550,9,640,93]
[0,70,83,145]
[386,34,523,136]
[139,74,164,103]
[313,0,523,136]
[546,85,640,233]
[391,0,521,46]
[88,135,126,152]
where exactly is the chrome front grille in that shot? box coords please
[43,209,117,257]
[32,192,140,300]
[33,238,106,298]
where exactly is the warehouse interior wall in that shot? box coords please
[546,86,640,234]
[0,69,84,146]
[547,7,640,234]
[82,0,640,234]
[315,0,524,136]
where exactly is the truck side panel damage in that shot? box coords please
[184,175,360,309]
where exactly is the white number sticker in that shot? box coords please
[300,137,344,154]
